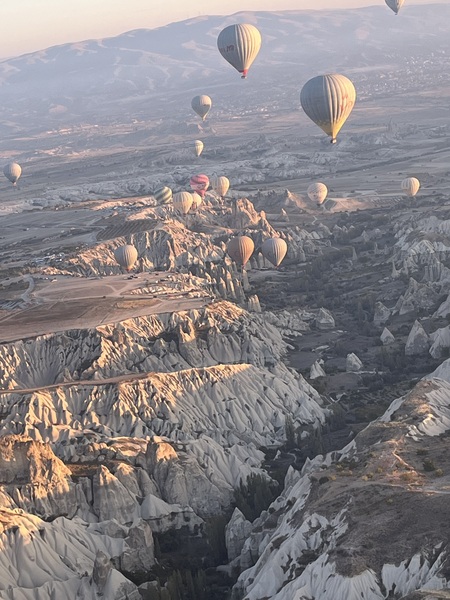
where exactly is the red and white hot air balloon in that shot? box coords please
[190,174,210,198]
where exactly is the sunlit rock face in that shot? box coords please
[0,304,326,502]
[1,364,324,462]
[0,436,77,519]
[0,301,289,389]
[0,396,324,595]
[0,509,145,600]
[0,294,326,598]
[231,378,450,600]
[62,220,224,276]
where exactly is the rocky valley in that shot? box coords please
[2,4,450,600]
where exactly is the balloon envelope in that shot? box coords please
[227,236,255,266]
[3,162,22,185]
[191,192,203,210]
[385,0,405,14]
[307,182,328,205]
[194,140,204,157]
[154,186,172,204]
[191,95,212,121]
[217,24,262,78]
[261,238,288,267]
[173,191,194,214]
[401,177,420,197]
[211,175,230,198]
[300,74,356,143]
[114,245,138,272]
[190,174,210,198]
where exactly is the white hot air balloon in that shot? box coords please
[194,140,204,157]
[300,74,356,143]
[307,183,328,205]
[114,245,138,272]
[261,238,288,267]
[191,95,212,121]
[3,162,22,186]
[173,191,194,215]
[401,177,420,197]
[211,175,230,198]
[217,24,262,79]
[191,192,203,211]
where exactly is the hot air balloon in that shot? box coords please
[217,24,262,79]
[307,183,328,205]
[300,74,356,143]
[114,245,138,272]
[385,0,405,14]
[401,177,420,197]
[3,162,22,185]
[227,236,254,267]
[211,175,230,198]
[191,192,203,211]
[191,95,212,121]
[194,140,204,157]
[173,191,194,215]
[154,186,172,204]
[261,238,288,267]
[190,174,210,198]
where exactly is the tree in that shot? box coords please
[285,415,296,449]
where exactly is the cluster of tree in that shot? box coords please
[148,516,232,599]
[234,473,281,522]
[144,569,208,600]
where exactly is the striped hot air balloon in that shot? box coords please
[401,177,420,197]
[173,191,194,215]
[217,24,262,79]
[300,74,356,143]
[261,238,288,267]
[190,174,210,198]
[153,186,172,204]
[307,183,328,205]
[385,0,405,15]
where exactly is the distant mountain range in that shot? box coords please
[0,4,449,132]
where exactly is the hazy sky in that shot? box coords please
[1,0,441,58]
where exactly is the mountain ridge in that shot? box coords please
[0,4,449,133]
